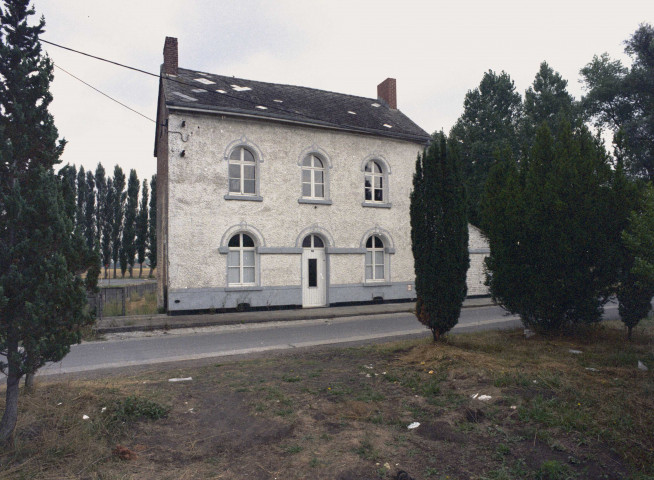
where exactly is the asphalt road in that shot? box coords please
[37,302,620,376]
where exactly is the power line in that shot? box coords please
[42,39,159,79]
[42,38,329,125]
[54,64,156,124]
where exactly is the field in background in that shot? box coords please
[99,267,155,281]
[1,318,652,479]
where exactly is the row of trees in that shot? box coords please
[413,23,654,340]
[58,163,157,279]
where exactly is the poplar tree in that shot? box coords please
[410,132,469,341]
[75,165,86,234]
[148,174,157,276]
[101,177,114,278]
[111,166,126,278]
[135,179,149,277]
[84,170,95,250]
[121,169,138,277]
[94,163,107,263]
[0,0,96,444]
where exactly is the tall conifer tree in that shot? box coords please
[101,177,114,277]
[410,133,469,341]
[0,0,96,444]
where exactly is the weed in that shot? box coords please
[283,444,303,454]
[535,459,574,480]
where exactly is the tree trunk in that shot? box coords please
[0,372,20,446]
[431,329,440,342]
[628,325,633,341]
[139,263,143,278]
[24,373,35,393]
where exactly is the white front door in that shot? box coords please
[302,235,327,308]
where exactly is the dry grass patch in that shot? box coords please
[1,317,652,479]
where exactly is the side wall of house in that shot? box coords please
[467,224,490,296]
[164,112,423,311]
[155,87,169,309]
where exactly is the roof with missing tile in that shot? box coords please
[161,68,430,143]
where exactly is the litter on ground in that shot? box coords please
[407,422,420,429]
[168,377,193,382]
[569,349,583,354]
[638,361,648,371]
[82,415,89,420]
[478,395,492,401]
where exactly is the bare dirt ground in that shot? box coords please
[1,320,652,480]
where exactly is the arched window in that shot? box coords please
[227,233,256,285]
[365,235,385,281]
[302,155,325,199]
[364,160,385,202]
[228,147,256,195]
[302,234,325,249]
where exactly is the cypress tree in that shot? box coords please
[111,166,126,278]
[135,179,149,277]
[122,169,138,277]
[482,121,618,332]
[410,132,469,341]
[58,164,77,222]
[619,184,654,340]
[148,174,157,277]
[0,0,97,444]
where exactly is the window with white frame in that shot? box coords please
[227,233,256,285]
[302,154,325,199]
[228,147,257,195]
[364,160,385,202]
[365,235,385,281]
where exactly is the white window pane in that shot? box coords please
[228,267,240,284]
[373,161,382,173]
[374,176,382,188]
[365,266,373,279]
[302,156,312,167]
[302,183,311,197]
[315,171,324,183]
[243,267,255,283]
[244,180,255,194]
[229,179,241,192]
[365,163,372,172]
[229,164,240,179]
[228,251,240,266]
[365,251,372,265]
[375,251,384,265]
[302,169,311,182]
[243,148,255,162]
[375,265,384,279]
[230,149,241,160]
[242,250,255,267]
[315,185,324,198]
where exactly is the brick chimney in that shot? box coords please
[377,78,397,109]
[163,37,178,75]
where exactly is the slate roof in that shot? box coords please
[161,67,430,144]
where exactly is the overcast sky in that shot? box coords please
[34,0,651,183]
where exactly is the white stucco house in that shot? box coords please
[154,37,488,313]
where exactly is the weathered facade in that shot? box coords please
[154,37,488,313]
